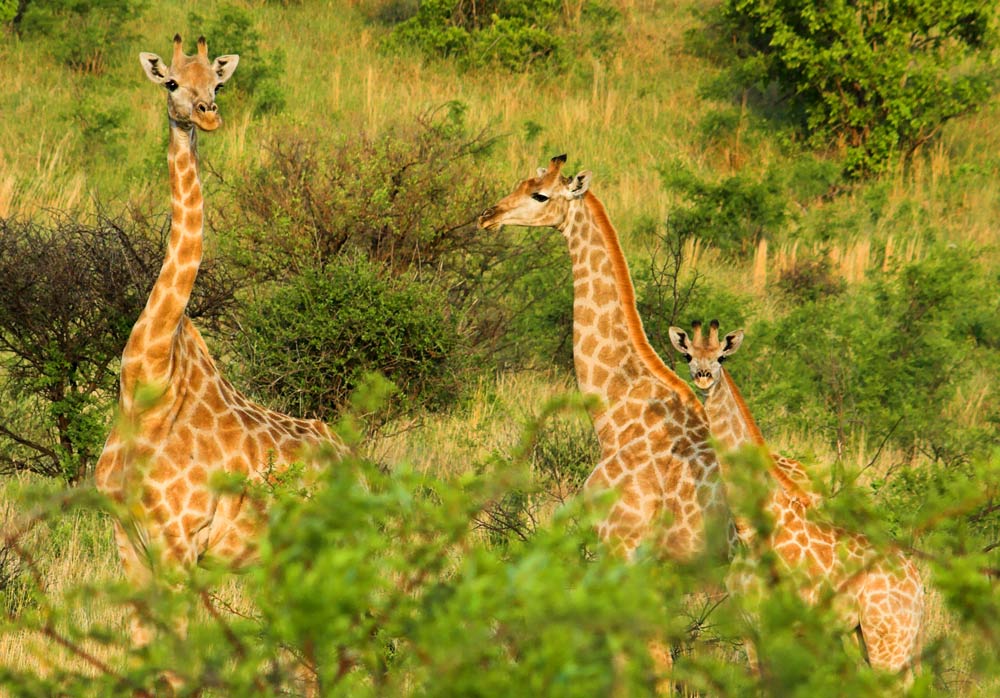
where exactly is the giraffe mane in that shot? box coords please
[583,192,704,411]
[719,368,813,504]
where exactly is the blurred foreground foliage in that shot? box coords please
[0,390,998,696]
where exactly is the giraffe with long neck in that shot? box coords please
[479,156,729,561]
[669,320,924,679]
[95,35,343,651]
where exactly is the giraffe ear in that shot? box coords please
[536,167,548,179]
[568,170,592,199]
[139,52,169,83]
[668,326,690,356]
[212,54,240,84]
[721,330,744,356]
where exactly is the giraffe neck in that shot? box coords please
[707,368,807,499]
[704,368,764,452]
[120,119,204,408]
[561,192,702,415]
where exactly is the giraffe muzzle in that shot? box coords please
[693,372,715,390]
[192,102,222,131]
[478,207,499,230]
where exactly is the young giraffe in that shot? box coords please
[669,320,924,680]
[95,35,343,650]
[478,156,729,561]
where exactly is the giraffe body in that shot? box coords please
[670,321,923,676]
[95,36,343,628]
[479,157,728,560]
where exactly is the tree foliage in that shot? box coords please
[715,0,998,175]
[232,258,464,420]
[17,0,147,74]
[736,246,1000,467]
[0,210,236,482]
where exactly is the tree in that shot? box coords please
[717,0,997,175]
[0,210,235,483]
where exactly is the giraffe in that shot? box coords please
[94,35,344,659]
[478,156,731,689]
[669,320,924,680]
[479,155,728,559]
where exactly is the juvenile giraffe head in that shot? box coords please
[478,154,593,230]
[139,34,239,132]
[668,320,744,392]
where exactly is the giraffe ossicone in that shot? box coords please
[671,320,924,679]
[95,35,345,667]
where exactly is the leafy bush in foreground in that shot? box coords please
[0,398,998,695]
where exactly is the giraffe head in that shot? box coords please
[478,154,593,230]
[668,320,744,392]
[139,34,239,132]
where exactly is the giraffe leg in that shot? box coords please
[112,522,155,649]
[648,637,674,695]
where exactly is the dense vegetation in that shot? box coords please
[1,0,998,695]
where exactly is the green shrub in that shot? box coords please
[660,162,788,256]
[3,405,999,695]
[232,258,464,420]
[477,412,600,546]
[219,107,550,369]
[384,0,620,71]
[0,210,236,483]
[738,246,1000,466]
[188,4,286,114]
[0,0,18,24]
[18,0,146,73]
[713,0,998,176]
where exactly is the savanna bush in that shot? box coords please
[738,246,999,466]
[0,0,17,24]
[383,0,621,72]
[218,106,561,373]
[188,4,286,114]
[219,105,499,283]
[0,210,236,482]
[231,257,464,420]
[17,0,146,74]
[713,0,998,176]
[386,0,564,70]
[660,162,787,256]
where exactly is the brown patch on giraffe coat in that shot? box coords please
[176,240,201,267]
[578,334,598,357]
[576,306,596,326]
[596,312,613,338]
[591,364,610,389]
[180,168,196,192]
[184,210,202,229]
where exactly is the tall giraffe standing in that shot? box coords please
[669,320,924,679]
[479,156,729,561]
[95,35,343,652]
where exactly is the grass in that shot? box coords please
[1,0,998,693]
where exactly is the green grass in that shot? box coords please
[1,0,999,693]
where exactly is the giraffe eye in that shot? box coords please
[718,355,726,364]
[164,79,179,92]
[531,192,550,202]
[682,354,692,362]
[214,83,224,94]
